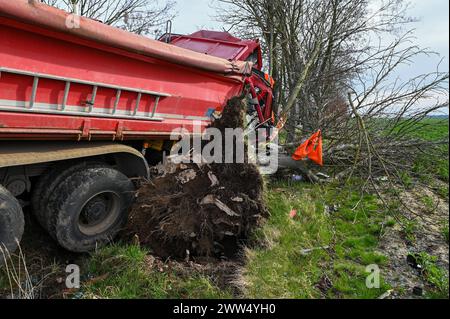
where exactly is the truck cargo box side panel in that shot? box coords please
[0,0,252,76]
[0,20,244,140]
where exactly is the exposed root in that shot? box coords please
[126,97,269,259]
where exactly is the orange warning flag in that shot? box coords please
[292,130,323,166]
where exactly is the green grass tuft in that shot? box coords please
[399,217,419,243]
[80,244,232,299]
[442,222,449,244]
[411,119,449,183]
[409,252,449,299]
[240,182,390,299]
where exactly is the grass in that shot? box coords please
[395,118,448,298]
[394,119,449,199]
[79,244,232,299]
[77,180,395,300]
[1,118,447,300]
[398,217,419,244]
[411,119,449,183]
[436,184,449,200]
[239,181,391,299]
[0,244,37,299]
[420,195,435,211]
[0,268,12,296]
[408,252,449,299]
[442,222,449,244]
[1,243,233,300]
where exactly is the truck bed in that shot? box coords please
[0,1,246,141]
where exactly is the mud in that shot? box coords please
[126,97,269,259]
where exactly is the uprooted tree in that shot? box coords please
[216,0,449,202]
[41,0,176,36]
[127,97,269,259]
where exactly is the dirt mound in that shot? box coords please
[126,97,268,259]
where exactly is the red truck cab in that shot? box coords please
[160,30,275,126]
[160,30,263,69]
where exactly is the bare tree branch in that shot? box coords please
[41,0,177,36]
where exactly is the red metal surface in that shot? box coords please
[164,30,274,125]
[168,30,263,69]
[0,111,208,140]
[0,0,274,142]
[245,75,274,125]
[0,16,244,140]
[0,0,253,76]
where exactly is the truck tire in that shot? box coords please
[31,161,105,232]
[0,185,24,264]
[46,167,134,252]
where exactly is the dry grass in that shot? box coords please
[1,241,35,299]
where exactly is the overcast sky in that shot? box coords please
[171,0,217,34]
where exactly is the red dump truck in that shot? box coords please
[0,0,274,255]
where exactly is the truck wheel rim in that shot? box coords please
[78,191,121,236]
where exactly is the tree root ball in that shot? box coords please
[125,97,269,259]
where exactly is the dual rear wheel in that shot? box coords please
[32,164,135,252]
